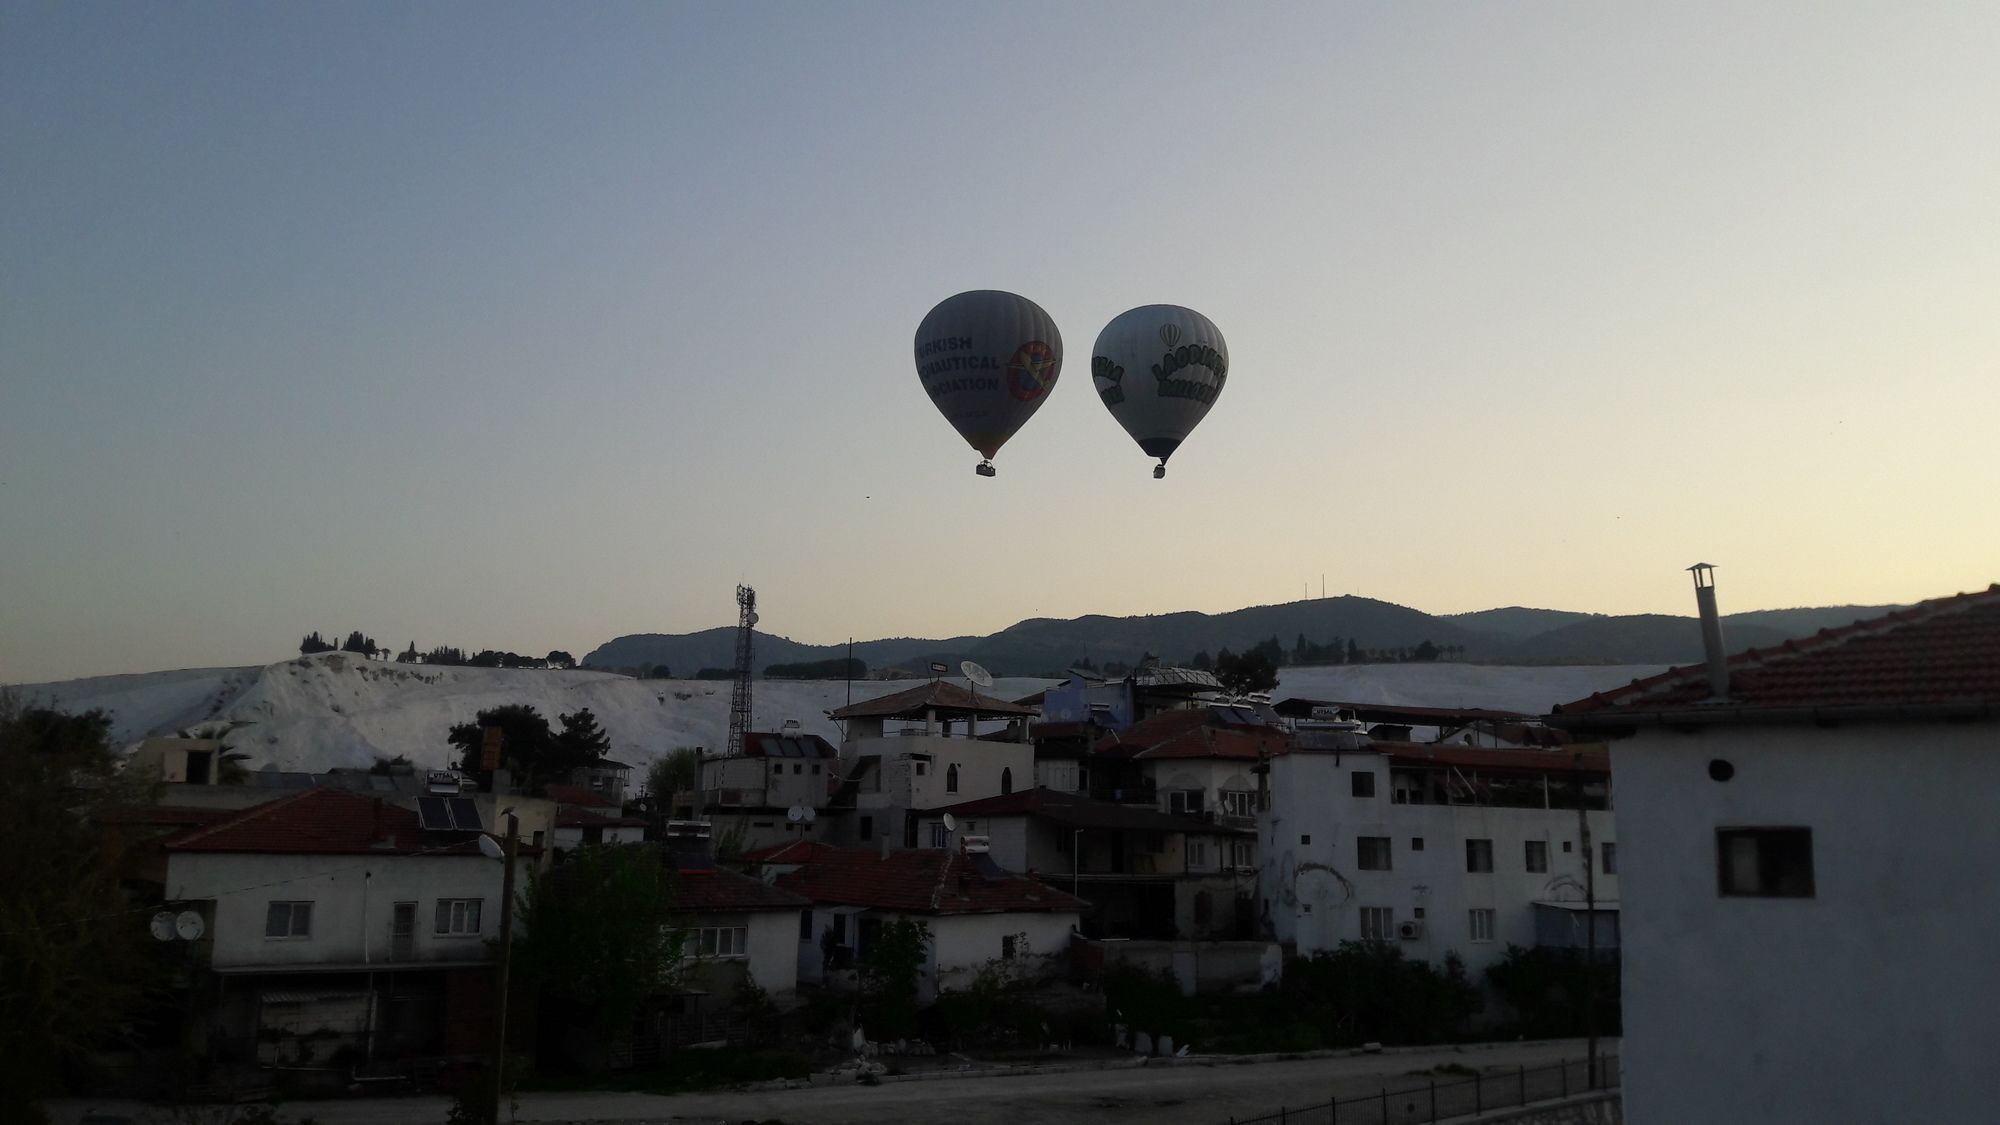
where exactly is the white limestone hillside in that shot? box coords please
[8,654,1665,775]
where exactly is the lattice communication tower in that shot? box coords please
[727,585,757,757]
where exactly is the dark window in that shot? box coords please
[1411,837,1425,851]
[1351,771,1376,797]
[946,764,959,793]
[1001,933,1018,960]
[1357,836,1392,870]
[1300,834,1311,846]
[1718,828,1814,897]
[1562,840,1572,853]
[812,763,821,775]
[859,815,873,841]
[1466,839,1494,873]
[1001,767,1012,795]
[1602,842,1618,874]
[264,901,312,939]
[832,913,847,943]
[772,763,783,776]
[858,915,882,954]
[1525,840,1548,873]
[793,763,803,775]
[800,910,813,940]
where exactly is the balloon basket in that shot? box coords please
[1152,463,1167,479]
[975,461,996,478]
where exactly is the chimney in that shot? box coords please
[1688,563,1730,700]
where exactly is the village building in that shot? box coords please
[1550,576,2000,1125]
[1259,720,1616,979]
[690,728,841,852]
[753,842,1085,997]
[824,680,1036,849]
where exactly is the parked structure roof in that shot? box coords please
[163,788,494,856]
[1093,706,1289,761]
[773,846,1087,915]
[740,731,840,758]
[1553,584,2000,723]
[830,680,1037,721]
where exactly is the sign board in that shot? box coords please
[481,726,503,771]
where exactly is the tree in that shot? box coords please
[446,704,594,795]
[0,703,163,1116]
[1215,650,1279,697]
[1189,649,1213,671]
[646,663,673,679]
[1294,633,1310,664]
[341,630,379,657]
[397,641,419,663]
[512,844,685,1042]
[555,708,611,763]
[858,917,931,1039]
[299,630,333,655]
[1347,639,1365,664]
[645,748,699,808]
[1413,639,1441,662]
[545,650,575,670]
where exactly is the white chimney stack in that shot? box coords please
[1688,563,1730,701]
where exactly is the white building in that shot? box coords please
[162,787,512,1063]
[760,842,1084,997]
[827,681,1036,850]
[692,729,841,852]
[1259,730,1616,980]
[1551,580,2000,1125]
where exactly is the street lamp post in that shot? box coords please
[485,811,519,1125]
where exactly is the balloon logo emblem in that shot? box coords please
[1159,324,1181,348]
[1005,340,1060,402]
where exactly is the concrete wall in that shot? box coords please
[926,910,1078,991]
[166,852,505,970]
[1614,720,1999,1125]
[1262,749,1616,978]
[701,754,831,811]
[1084,937,1283,995]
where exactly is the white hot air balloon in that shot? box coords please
[914,291,1063,476]
[1092,305,1228,477]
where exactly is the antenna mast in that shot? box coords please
[728,585,757,757]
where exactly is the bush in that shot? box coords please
[1485,945,1620,1038]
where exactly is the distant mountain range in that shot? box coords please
[583,595,1902,678]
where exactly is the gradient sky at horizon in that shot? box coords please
[5,2,1998,683]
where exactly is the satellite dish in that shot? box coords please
[175,911,205,941]
[1092,304,1229,478]
[150,911,177,943]
[747,612,759,626]
[941,813,957,832]
[786,806,805,823]
[961,660,994,688]
[802,807,817,823]
[915,290,1064,476]
[478,834,505,861]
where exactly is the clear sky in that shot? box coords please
[5,2,1997,683]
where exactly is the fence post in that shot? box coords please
[1279,1106,1287,1125]
[1380,1086,1388,1122]
[1562,1058,1569,1098]
[1329,1095,1337,1125]
[1519,1064,1526,1106]
[1474,1072,1482,1114]
[1429,1078,1437,1122]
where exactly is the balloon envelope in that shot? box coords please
[1091,305,1228,473]
[914,291,1063,467]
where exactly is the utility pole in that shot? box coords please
[489,811,519,1125]
[728,586,757,757]
[1575,754,1599,1087]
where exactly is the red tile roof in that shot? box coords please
[164,789,489,856]
[1093,708,1288,761]
[831,680,1037,721]
[668,866,810,914]
[742,839,841,865]
[774,846,1087,915]
[1553,584,2000,719]
[93,805,236,829]
[543,783,619,809]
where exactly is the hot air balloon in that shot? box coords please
[1091,305,1228,478]
[914,291,1063,476]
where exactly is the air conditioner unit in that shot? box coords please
[1396,920,1424,941]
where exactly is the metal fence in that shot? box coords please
[1224,1051,1619,1125]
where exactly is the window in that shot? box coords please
[1219,789,1254,817]
[772,763,783,777]
[831,913,848,944]
[930,822,950,848]
[1466,839,1494,873]
[800,910,813,940]
[264,901,312,939]
[1602,842,1618,875]
[1001,934,1018,960]
[434,898,483,936]
[1001,767,1012,795]
[915,761,927,776]
[1185,838,1212,869]
[793,763,803,775]
[1357,836,1392,871]
[1525,840,1548,873]
[1562,840,1572,853]
[812,763,821,775]
[1718,828,1815,897]
[1300,834,1311,846]
[531,830,545,849]
[1168,789,1204,815]
[945,764,959,793]
[1228,840,1255,868]
[694,925,748,958]
[1411,837,1424,851]
[859,815,873,841]
[1469,908,1496,942]
[1351,771,1376,797]
[1359,906,1394,941]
